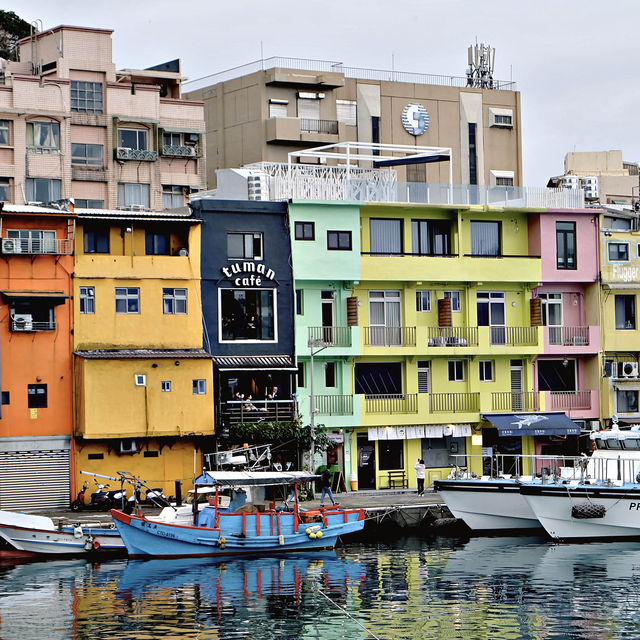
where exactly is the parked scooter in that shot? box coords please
[70,481,111,512]
[128,485,171,509]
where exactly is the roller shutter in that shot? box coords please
[0,449,70,510]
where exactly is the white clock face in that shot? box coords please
[402,103,429,136]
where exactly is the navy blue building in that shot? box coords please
[190,199,297,433]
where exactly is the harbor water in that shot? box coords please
[1,533,640,639]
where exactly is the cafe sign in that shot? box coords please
[221,261,275,287]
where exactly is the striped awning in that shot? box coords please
[212,355,297,371]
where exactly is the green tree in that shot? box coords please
[0,11,32,61]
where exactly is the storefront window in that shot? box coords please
[220,288,275,341]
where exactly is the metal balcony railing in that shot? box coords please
[314,394,353,416]
[490,326,538,346]
[550,390,592,410]
[223,400,298,425]
[548,326,590,346]
[364,326,416,347]
[308,326,352,347]
[430,392,480,413]
[427,326,478,347]
[10,319,56,332]
[364,394,418,414]
[299,119,339,135]
[1,237,73,255]
[492,391,539,412]
[162,144,197,157]
[115,147,158,162]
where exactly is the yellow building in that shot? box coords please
[73,209,213,497]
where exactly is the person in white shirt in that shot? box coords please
[414,458,426,496]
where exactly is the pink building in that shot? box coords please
[528,209,602,441]
[0,25,205,209]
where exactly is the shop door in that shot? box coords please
[357,433,376,489]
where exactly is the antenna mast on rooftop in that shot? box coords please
[466,43,495,89]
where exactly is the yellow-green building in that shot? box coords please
[73,208,214,496]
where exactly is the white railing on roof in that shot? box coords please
[184,56,516,93]
[245,163,585,208]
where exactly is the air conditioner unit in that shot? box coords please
[116,147,132,160]
[185,133,200,144]
[2,238,20,253]
[621,361,639,378]
[120,439,137,454]
[12,314,33,331]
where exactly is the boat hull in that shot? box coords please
[521,484,640,540]
[112,508,365,558]
[434,479,542,531]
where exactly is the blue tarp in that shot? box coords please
[482,412,581,437]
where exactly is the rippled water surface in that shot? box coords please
[2,534,640,639]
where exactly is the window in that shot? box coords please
[26,178,61,203]
[88,453,104,460]
[325,361,336,387]
[417,361,430,393]
[411,220,451,255]
[117,183,150,209]
[193,379,207,395]
[443,290,461,312]
[295,289,303,315]
[227,232,263,259]
[70,81,103,113]
[470,221,501,256]
[0,120,9,145]
[75,199,104,209]
[115,287,140,314]
[6,229,56,253]
[370,218,402,254]
[468,123,477,185]
[495,176,514,187]
[163,132,181,146]
[145,232,169,255]
[416,290,431,312]
[297,95,320,119]
[556,222,577,269]
[163,288,187,314]
[161,381,172,392]
[79,287,95,314]
[327,230,352,250]
[538,293,563,327]
[479,360,494,382]
[143,450,159,457]
[448,360,464,382]
[0,178,10,202]
[220,289,275,341]
[27,384,47,408]
[71,143,103,166]
[1,391,10,405]
[617,389,639,413]
[368,290,401,345]
[83,226,109,253]
[355,362,402,395]
[134,374,146,386]
[162,185,184,210]
[608,242,630,262]
[371,116,380,152]
[615,294,636,329]
[295,222,314,240]
[117,128,148,150]
[297,362,305,388]
[26,121,60,152]
[268,99,288,118]
[336,100,357,126]
[378,440,403,470]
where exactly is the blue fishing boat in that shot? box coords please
[111,470,365,558]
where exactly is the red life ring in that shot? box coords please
[93,539,101,550]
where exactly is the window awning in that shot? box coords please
[212,355,298,371]
[1,290,68,303]
[482,413,581,437]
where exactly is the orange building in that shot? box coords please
[0,204,76,509]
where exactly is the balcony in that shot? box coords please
[490,326,538,346]
[548,326,589,346]
[492,391,539,412]
[222,400,298,425]
[364,394,418,414]
[1,237,72,255]
[115,147,158,162]
[549,390,592,411]
[308,326,352,348]
[162,144,197,157]
[299,119,338,135]
[430,392,480,413]
[314,394,353,416]
[10,317,56,332]
[427,326,478,347]
[364,326,416,347]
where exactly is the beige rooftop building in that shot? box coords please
[184,54,522,189]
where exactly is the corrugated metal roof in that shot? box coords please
[75,349,213,360]
[212,355,296,371]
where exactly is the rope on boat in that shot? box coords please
[315,585,381,639]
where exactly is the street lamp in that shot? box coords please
[308,337,327,471]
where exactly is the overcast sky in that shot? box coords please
[8,0,640,186]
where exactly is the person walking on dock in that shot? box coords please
[414,459,425,496]
[319,468,336,507]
